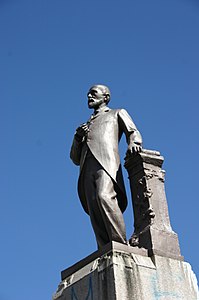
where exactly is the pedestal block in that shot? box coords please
[124,149,182,259]
[53,242,198,300]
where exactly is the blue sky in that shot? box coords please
[1,0,199,299]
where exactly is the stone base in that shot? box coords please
[53,242,199,300]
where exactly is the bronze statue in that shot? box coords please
[70,85,142,248]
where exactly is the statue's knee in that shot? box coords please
[97,192,109,207]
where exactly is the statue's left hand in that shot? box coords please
[127,142,142,154]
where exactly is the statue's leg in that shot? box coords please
[83,155,127,248]
[83,157,110,248]
[95,168,127,246]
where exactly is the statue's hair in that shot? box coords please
[90,84,111,103]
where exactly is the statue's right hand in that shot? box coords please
[75,123,89,141]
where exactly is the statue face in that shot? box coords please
[87,87,106,109]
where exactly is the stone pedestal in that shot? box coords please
[52,242,198,300]
[124,149,182,259]
[53,148,199,299]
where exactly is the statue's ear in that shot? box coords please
[105,93,110,103]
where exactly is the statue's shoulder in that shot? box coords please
[106,108,129,121]
[110,108,129,119]
[111,108,133,122]
[108,108,125,114]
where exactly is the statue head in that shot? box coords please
[87,84,111,110]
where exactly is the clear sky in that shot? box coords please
[1,0,199,299]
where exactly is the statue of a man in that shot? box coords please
[70,85,142,248]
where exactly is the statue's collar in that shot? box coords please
[94,106,110,115]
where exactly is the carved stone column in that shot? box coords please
[124,149,182,259]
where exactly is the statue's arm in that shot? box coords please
[70,123,89,165]
[118,109,142,154]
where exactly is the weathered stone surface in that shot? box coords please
[124,149,182,260]
[53,243,198,300]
